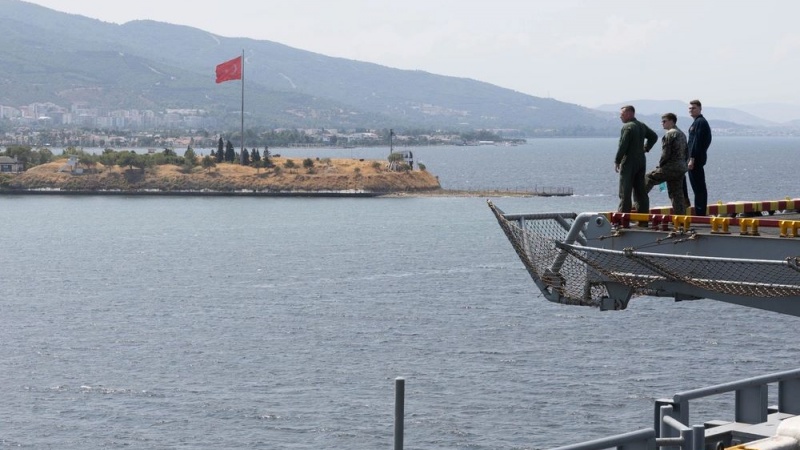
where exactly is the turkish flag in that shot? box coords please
[215,56,242,83]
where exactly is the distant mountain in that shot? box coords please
[595,100,780,128]
[731,102,800,124]
[0,0,619,135]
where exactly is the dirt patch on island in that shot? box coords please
[5,157,442,194]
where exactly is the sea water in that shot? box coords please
[1,137,799,449]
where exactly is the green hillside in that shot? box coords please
[0,0,619,134]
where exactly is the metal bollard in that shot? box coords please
[710,217,730,234]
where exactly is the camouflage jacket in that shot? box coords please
[659,127,688,173]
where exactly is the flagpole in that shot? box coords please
[240,49,245,164]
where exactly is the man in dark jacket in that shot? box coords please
[615,105,658,214]
[684,99,712,215]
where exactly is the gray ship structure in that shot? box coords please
[489,198,800,450]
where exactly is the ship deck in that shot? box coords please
[616,198,800,238]
[488,198,800,315]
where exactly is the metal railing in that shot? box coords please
[656,367,800,434]
[550,429,657,450]
[548,367,800,450]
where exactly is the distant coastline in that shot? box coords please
[0,188,383,198]
[0,188,569,198]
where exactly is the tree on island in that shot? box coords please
[201,155,216,172]
[81,153,99,173]
[252,157,265,173]
[183,146,197,173]
[184,145,196,167]
[117,151,146,172]
[1,145,53,169]
[225,140,235,163]
[262,146,273,168]
[216,137,224,163]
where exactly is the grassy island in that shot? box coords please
[0,156,442,196]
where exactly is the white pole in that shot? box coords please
[240,49,245,164]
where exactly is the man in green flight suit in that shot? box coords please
[614,105,657,215]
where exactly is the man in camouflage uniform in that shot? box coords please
[645,112,688,215]
[615,105,657,214]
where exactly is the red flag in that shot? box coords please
[215,56,242,83]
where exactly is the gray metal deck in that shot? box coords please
[488,201,800,314]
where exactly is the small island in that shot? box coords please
[1,147,571,197]
[0,149,442,197]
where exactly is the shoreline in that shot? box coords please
[0,188,572,198]
[378,189,573,198]
[4,157,574,199]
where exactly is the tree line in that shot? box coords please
[0,141,381,176]
[0,140,277,174]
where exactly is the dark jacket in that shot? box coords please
[687,114,712,164]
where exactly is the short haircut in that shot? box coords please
[689,99,702,109]
[661,112,677,123]
[621,105,635,114]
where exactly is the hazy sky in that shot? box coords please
[23,0,800,108]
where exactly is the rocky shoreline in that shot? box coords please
[0,187,559,198]
[0,188,384,197]
[1,158,571,198]
[1,157,440,195]
[379,189,571,198]
[0,158,572,198]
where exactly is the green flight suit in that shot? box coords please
[615,118,657,213]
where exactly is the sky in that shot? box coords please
[22,0,800,109]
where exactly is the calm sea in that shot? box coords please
[2,137,799,449]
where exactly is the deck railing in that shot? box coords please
[549,367,800,450]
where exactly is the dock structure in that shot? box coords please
[532,186,573,196]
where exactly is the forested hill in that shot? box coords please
[0,0,618,135]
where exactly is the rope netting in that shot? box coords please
[489,201,800,307]
[489,204,607,307]
[560,244,800,298]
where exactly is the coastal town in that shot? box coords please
[0,101,527,150]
